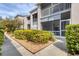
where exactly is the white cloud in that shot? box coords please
[0,3,36,18]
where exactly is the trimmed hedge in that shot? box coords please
[0,29,4,55]
[66,24,79,55]
[14,30,55,43]
[0,30,4,46]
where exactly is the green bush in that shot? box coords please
[14,30,55,43]
[0,29,4,56]
[0,30,4,45]
[66,24,79,55]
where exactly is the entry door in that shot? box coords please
[61,20,69,36]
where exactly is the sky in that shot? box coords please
[0,3,37,19]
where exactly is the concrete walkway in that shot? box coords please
[3,33,67,56]
[35,40,67,56]
[2,37,22,56]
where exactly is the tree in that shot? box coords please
[14,17,23,29]
[1,18,23,32]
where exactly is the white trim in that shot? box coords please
[55,36,66,39]
[49,30,60,32]
[60,19,70,36]
[60,19,61,36]
[61,19,70,21]
[31,10,38,15]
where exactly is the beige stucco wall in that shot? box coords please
[16,16,28,29]
[71,3,79,24]
[24,17,28,29]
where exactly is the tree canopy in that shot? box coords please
[0,17,23,32]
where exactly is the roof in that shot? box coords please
[15,15,27,18]
[30,7,38,13]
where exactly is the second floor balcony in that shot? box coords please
[27,20,31,24]
[41,11,70,22]
[40,3,71,18]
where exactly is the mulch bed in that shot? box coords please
[7,33,54,54]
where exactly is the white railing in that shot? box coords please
[41,7,50,17]
[27,20,31,24]
[41,17,49,22]
[33,22,37,25]
[40,14,61,22]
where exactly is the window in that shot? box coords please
[50,7,53,14]
[53,20,60,36]
[27,16,30,20]
[54,32,60,36]
[52,3,71,13]
[33,13,38,25]
[53,20,60,31]
[61,21,69,30]
[59,4,65,11]
[41,3,51,9]
[61,31,65,36]
[41,8,50,17]
[61,21,69,36]
[53,5,60,13]
[41,21,53,31]
[61,11,70,20]
[65,3,71,9]
[27,24,30,29]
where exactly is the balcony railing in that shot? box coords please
[27,20,31,24]
[41,7,50,17]
[33,21,38,25]
[41,3,71,18]
[41,14,61,22]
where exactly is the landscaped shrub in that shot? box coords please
[0,29,4,55]
[13,30,25,40]
[66,24,79,55]
[14,30,55,43]
[0,30,4,45]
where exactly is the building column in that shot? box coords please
[30,14,33,29]
[37,5,42,30]
[24,17,28,29]
[71,3,79,24]
[60,20,61,36]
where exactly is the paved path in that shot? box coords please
[35,39,67,56]
[54,37,67,53]
[2,37,22,56]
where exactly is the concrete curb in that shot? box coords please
[4,33,33,56]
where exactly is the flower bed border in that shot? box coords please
[6,32,57,54]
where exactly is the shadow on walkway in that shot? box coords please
[53,38,67,53]
[2,36,22,56]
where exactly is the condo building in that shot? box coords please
[25,3,79,37]
[15,15,27,29]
